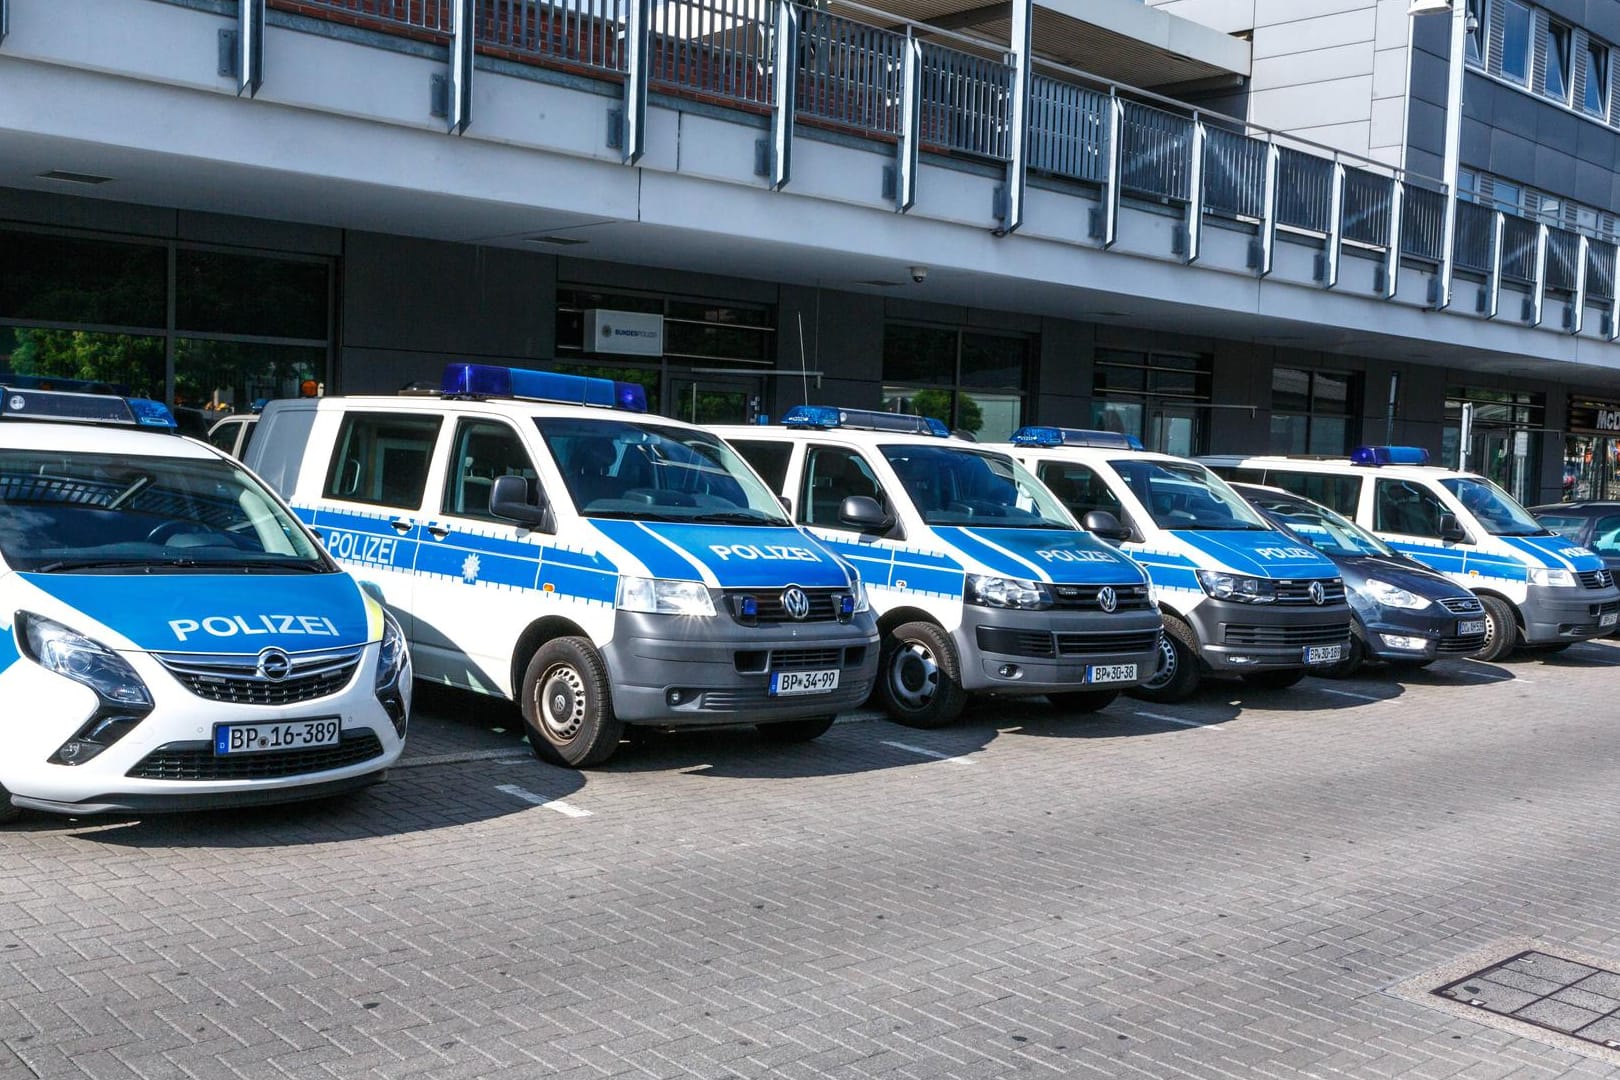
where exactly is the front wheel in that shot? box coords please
[1472,595,1518,662]
[1046,689,1120,714]
[520,637,624,767]
[876,621,967,729]
[1129,618,1201,704]
[756,715,836,743]
[1242,667,1306,690]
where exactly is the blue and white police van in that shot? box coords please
[245,364,879,766]
[714,408,1163,726]
[1001,428,1351,702]
[0,387,409,822]
[1202,447,1620,660]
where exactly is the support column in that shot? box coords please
[767,0,797,189]
[895,31,921,212]
[448,0,474,134]
[1000,0,1032,234]
[1384,179,1403,298]
[237,0,265,97]
[1185,119,1205,264]
[622,0,651,163]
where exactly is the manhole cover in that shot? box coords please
[1434,950,1620,1050]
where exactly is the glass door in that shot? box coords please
[1148,405,1201,457]
[667,374,765,426]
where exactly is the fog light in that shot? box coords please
[1227,655,1261,666]
[1378,634,1426,651]
[997,664,1021,678]
[667,689,685,706]
[838,595,855,620]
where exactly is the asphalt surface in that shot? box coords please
[7,642,1620,1078]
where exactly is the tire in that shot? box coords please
[1242,667,1306,690]
[1471,595,1519,662]
[1318,632,1365,679]
[1129,617,1201,704]
[519,637,624,767]
[1046,689,1120,714]
[876,621,967,729]
[756,715,836,743]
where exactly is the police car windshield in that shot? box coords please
[1440,476,1548,536]
[878,445,1072,528]
[1109,459,1270,531]
[536,417,791,525]
[0,450,329,574]
[1247,494,1392,558]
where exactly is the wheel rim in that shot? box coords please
[537,663,587,743]
[1142,634,1178,690]
[889,641,939,710]
[1481,608,1501,653]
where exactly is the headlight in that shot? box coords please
[1528,567,1577,588]
[1144,580,1160,608]
[1195,570,1276,603]
[848,575,870,614]
[17,611,152,707]
[965,574,1050,609]
[1364,578,1433,610]
[617,576,717,617]
[375,611,409,690]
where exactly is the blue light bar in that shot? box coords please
[781,405,948,436]
[1,386,139,427]
[126,398,179,430]
[1350,445,1430,466]
[440,363,648,413]
[1010,426,1140,449]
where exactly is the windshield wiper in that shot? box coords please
[33,557,197,573]
[33,557,325,573]
[689,511,782,525]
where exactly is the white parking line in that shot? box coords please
[879,740,977,765]
[1134,711,1223,731]
[1311,687,1387,703]
[495,784,593,817]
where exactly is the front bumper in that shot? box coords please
[1520,583,1620,644]
[1184,599,1352,673]
[601,610,879,724]
[1358,606,1486,662]
[959,604,1162,693]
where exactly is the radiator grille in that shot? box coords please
[127,731,383,781]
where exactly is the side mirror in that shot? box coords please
[839,495,891,532]
[778,494,791,511]
[1437,513,1468,544]
[1083,509,1131,542]
[490,475,550,528]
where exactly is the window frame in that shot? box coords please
[1585,37,1611,118]
[440,417,537,523]
[322,411,444,511]
[1501,0,1534,85]
[1543,17,1574,104]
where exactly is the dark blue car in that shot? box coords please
[1232,484,1488,675]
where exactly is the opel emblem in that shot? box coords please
[1309,580,1326,606]
[1097,585,1118,613]
[782,586,811,621]
[256,647,293,682]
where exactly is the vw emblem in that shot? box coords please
[256,647,293,682]
[781,586,811,621]
[1308,580,1326,606]
[1097,585,1118,613]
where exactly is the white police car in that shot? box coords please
[0,387,409,822]
[1001,428,1350,702]
[715,408,1163,726]
[245,365,879,766]
[1202,446,1620,660]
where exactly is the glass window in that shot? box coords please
[442,420,536,522]
[1502,0,1533,84]
[175,251,329,340]
[206,418,244,454]
[1037,461,1123,520]
[1108,459,1269,531]
[959,333,1026,389]
[799,446,887,528]
[881,325,955,387]
[1590,514,1620,555]
[1243,491,1392,559]
[1374,478,1451,538]
[0,327,165,400]
[880,445,1070,528]
[1535,513,1588,543]
[1544,20,1573,102]
[1466,0,1486,65]
[0,231,166,329]
[1265,472,1363,518]
[729,439,794,493]
[174,340,325,434]
[1440,476,1544,535]
[882,326,1031,441]
[1586,40,1610,117]
[323,412,443,510]
[1092,350,1212,452]
[1269,368,1357,455]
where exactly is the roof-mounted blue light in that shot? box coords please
[780,405,949,436]
[1010,426,1140,450]
[126,398,179,430]
[1350,445,1430,466]
[0,386,179,432]
[439,363,648,413]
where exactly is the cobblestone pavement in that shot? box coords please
[7,642,1620,1079]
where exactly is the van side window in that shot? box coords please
[1374,478,1447,538]
[1036,462,1122,518]
[443,419,537,521]
[323,412,442,510]
[1267,472,1362,517]
[730,440,793,493]
[800,447,886,527]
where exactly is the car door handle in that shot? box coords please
[389,518,412,534]
[426,525,450,540]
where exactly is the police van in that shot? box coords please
[0,387,410,822]
[245,364,879,766]
[1201,447,1620,660]
[714,408,1163,727]
[1000,428,1351,702]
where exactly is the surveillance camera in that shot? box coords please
[909,266,928,284]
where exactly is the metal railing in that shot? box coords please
[1201,125,1267,220]
[1027,76,1108,182]
[797,11,905,136]
[1546,226,1582,292]
[1341,168,1392,248]
[1501,216,1540,284]
[918,41,1011,159]
[649,0,775,107]
[1118,102,1191,201]
[1453,200,1495,273]
[276,0,453,33]
[482,0,626,72]
[1274,147,1333,234]
[1588,243,1616,302]
[1402,183,1446,263]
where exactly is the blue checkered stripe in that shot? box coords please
[820,537,965,600]
[1122,545,1201,594]
[1386,540,1528,584]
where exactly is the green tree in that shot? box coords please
[9,328,164,396]
[908,389,982,434]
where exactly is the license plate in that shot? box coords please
[1457,619,1486,635]
[1603,613,1618,628]
[770,669,839,696]
[215,718,341,755]
[1086,663,1138,684]
[1304,644,1343,664]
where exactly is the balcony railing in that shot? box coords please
[261,0,1620,334]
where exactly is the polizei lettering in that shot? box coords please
[708,544,821,563]
[1254,546,1318,560]
[168,614,342,643]
[323,529,398,565]
[1035,549,1116,563]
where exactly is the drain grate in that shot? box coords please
[1434,950,1620,1049]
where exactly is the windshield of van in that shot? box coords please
[878,445,1073,528]
[1247,493,1393,558]
[536,417,791,525]
[1440,476,1548,536]
[0,450,330,573]
[1109,459,1270,531]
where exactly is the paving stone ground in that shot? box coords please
[6,642,1620,1079]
